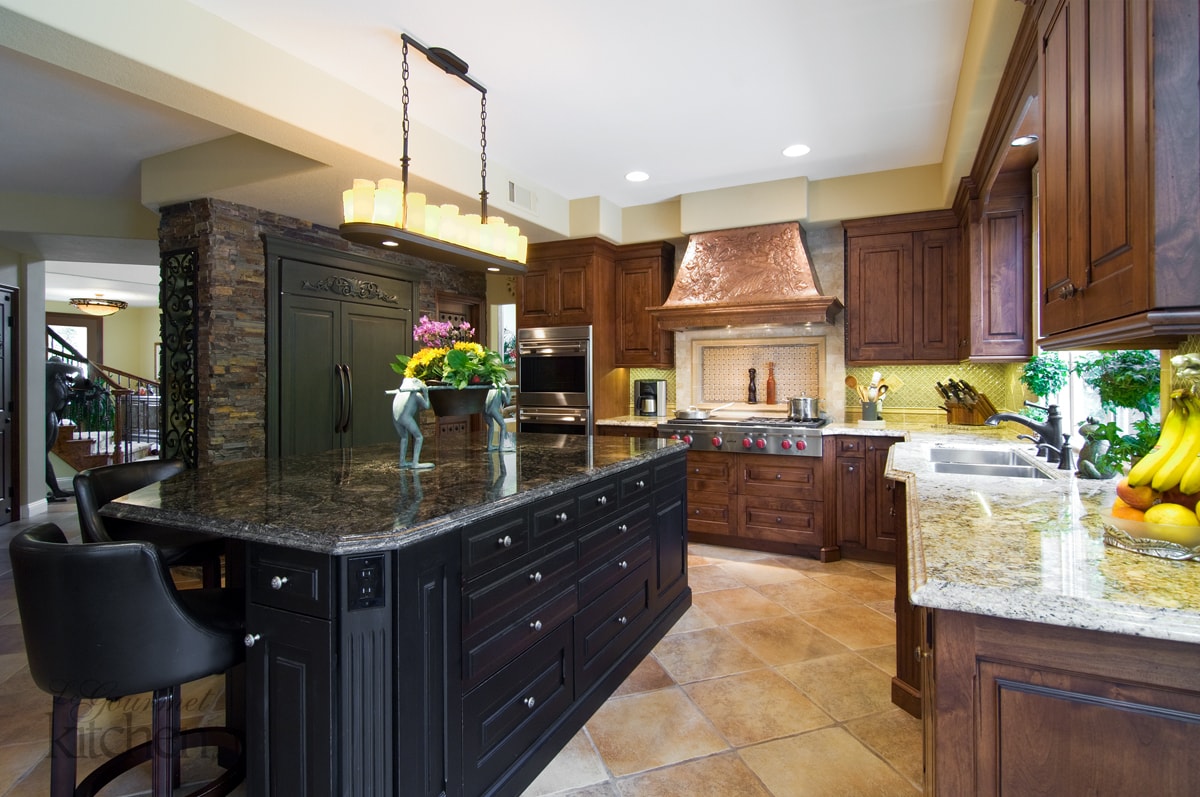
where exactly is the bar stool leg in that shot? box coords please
[49,695,79,797]
[150,686,179,796]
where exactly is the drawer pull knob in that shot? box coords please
[555,511,569,523]
[498,535,513,548]
[775,516,783,524]
[635,479,646,489]
[597,495,608,506]
[775,473,783,480]
[617,523,629,533]
[244,633,261,648]
[618,560,628,570]
[530,619,543,632]
[848,466,855,472]
[529,571,543,584]
[270,576,288,590]
[617,615,628,626]
[524,696,536,709]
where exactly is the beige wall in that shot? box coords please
[47,301,160,380]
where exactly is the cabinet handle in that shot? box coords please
[529,571,543,584]
[530,619,543,632]
[618,560,628,570]
[555,511,569,523]
[693,467,700,473]
[244,633,261,648]
[270,576,288,590]
[890,506,896,517]
[775,516,783,524]
[616,616,628,626]
[694,508,701,515]
[498,535,513,548]
[524,696,536,709]
[596,495,608,506]
[775,473,783,480]
[847,466,855,472]
[914,646,922,662]
[1058,281,1079,300]
[635,479,646,489]
[617,523,629,533]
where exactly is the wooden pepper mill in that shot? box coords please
[766,362,777,404]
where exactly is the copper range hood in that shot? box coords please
[648,222,842,330]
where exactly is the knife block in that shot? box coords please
[944,391,998,425]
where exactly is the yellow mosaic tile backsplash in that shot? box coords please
[844,362,1026,416]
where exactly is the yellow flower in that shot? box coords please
[453,341,486,357]
[404,346,448,379]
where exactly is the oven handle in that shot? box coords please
[518,407,589,423]
[517,342,589,356]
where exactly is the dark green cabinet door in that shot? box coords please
[279,295,340,456]
[343,303,411,449]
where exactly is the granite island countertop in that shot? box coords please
[103,434,687,555]
[887,435,1200,645]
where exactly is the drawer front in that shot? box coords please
[531,494,579,546]
[463,509,530,579]
[463,586,577,690]
[741,455,822,500]
[685,451,737,493]
[578,534,653,607]
[249,544,333,618]
[463,622,574,796]
[739,495,824,547]
[620,467,654,502]
[576,476,622,525]
[653,455,687,490]
[575,560,653,692]
[463,541,577,640]
[836,436,866,456]
[686,489,735,535]
[578,504,650,567]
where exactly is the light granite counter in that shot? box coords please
[102,434,687,555]
[887,434,1200,645]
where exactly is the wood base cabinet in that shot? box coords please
[833,436,903,564]
[926,609,1200,796]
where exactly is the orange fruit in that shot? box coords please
[1111,497,1146,522]
[1143,502,1200,526]
[1115,477,1160,510]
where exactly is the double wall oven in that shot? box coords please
[516,325,592,434]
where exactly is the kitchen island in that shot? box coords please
[888,438,1200,795]
[104,434,691,797]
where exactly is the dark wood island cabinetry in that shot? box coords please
[104,435,690,797]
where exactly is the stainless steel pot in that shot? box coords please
[674,402,734,420]
[789,396,821,421]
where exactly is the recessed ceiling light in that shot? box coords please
[783,144,811,158]
[625,171,650,182]
[1011,134,1039,147]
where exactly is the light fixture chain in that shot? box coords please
[479,92,488,220]
[400,38,411,224]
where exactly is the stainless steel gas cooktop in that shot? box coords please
[657,416,826,456]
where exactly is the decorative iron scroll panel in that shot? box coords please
[160,248,198,468]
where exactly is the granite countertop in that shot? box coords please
[102,434,686,555]
[887,435,1200,645]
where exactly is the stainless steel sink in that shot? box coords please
[928,447,1030,466]
[929,460,1051,479]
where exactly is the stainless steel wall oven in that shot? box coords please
[516,325,592,434]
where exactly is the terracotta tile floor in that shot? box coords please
[0,503,922,796]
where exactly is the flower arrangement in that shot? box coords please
[391,316,508,390]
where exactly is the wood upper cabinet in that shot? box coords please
[844,210,959,364]
[954,172,1033,361]
[518,238,616,328]
[1037,0,1200,349]
[614,241,674,368]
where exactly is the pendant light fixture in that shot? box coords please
[69,295,128,317]
[339,34,528,274]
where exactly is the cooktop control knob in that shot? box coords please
[711,436,723,448]
[669,434,680,441]
[796,439,807,451]
[682,434,693,445]
[755,438,767,449]
[780,439,793,450]
[742,437,753,448]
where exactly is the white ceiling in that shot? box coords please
[0,0,979,307]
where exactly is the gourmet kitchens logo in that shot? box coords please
[49,685,224,759]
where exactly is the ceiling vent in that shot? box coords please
[507,181,537,214]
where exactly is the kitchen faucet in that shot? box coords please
[984,402,1073,470]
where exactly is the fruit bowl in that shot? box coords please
[1099,510,1200,561]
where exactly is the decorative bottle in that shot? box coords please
[766,362,777,405]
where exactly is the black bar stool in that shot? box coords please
[74,459,226,588]
[10,522,246,796]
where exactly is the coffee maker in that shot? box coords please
[634,379,667,417]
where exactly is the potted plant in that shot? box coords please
[1072,350,1161,475]
[392,316,508,415]
[1019,352,1069,420]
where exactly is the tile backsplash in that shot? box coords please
[699,342,822,404]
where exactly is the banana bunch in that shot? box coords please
[1128,354,1200,494]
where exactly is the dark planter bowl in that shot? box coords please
[427,385,490,417]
